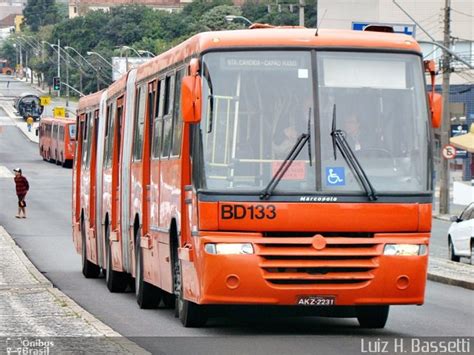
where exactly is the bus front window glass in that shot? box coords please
[317,52,430,193]
[200,51,316,192]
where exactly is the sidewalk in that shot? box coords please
[428,257,474,290]
[0,99,39,143]
[0,226,148,354]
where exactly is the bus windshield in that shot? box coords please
[197,50,430,196]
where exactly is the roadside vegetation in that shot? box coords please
[0,0,317,95]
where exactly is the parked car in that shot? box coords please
[448,202,474,263]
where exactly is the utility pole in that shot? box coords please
[299,0,305,26]
[66,54,69,114]
[439,0,451,215]
[57,39,61,98]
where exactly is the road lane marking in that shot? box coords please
[0,166,14,178]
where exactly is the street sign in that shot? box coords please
[40,96,51,106]
[352,22,416,36]
[450,124,468,159]
[53,106,66,118]
[441,144,457,160]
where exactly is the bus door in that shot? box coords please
[73,114,85,250]
[112,97,124,235]
[52,122,58,161]
[143,80,158,283]
[88,109,100,262]
[150,78,163,243]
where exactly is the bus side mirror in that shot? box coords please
[424,60,442,129]
[181,59,202,124]
[35,128,39,136]
[428,92,442,129]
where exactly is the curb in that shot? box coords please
[427,272,474,290]
[0,226,149,354]
[427,256,474,290]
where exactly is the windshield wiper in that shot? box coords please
[260,133,310,200]
[330,104,377,201]
[307,107,312,167]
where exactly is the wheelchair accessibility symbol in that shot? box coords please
[326,167,345,186]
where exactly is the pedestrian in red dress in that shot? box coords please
[13,168,29,218]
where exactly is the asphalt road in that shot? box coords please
[0,79,472,354]
[0,75,77,117]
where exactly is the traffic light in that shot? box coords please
[53,77,60,91]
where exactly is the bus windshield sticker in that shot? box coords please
[326,167,345,186]
[298,69,309,79]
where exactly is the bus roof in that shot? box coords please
[136,28,422,82]
[40,117,76,124]
[78,89,104,112]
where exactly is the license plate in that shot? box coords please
[296,296,336,306]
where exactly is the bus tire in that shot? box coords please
[81,219,100,278]
[105,225,128,292]
[162,291,175,309]
[135,229,161,309]
[356,305,389,329]
[174,251,207,327]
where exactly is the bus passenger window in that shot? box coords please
[133,86,146,161]
[152,80,163,159]
[161,75,174,158]
[171,68,185,157]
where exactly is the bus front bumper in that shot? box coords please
[186,233,429,306]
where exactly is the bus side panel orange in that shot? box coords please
[198,202,219,230]
[418,204,432,232]
[215,202,421,232]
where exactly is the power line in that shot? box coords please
[451,8,474,18]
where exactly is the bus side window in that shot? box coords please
[82,113,89,166]
[132,86,146,161]
[59,126,64,141]
[161,75,175,159]
[171,68,185,157]
[152,79,163,159]
[147,81,156,154]
[104,103,115,168]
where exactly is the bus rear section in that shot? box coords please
[38,117,76,167]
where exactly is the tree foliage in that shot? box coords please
[23,0,61,32]
[2,1,318,96]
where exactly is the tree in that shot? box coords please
[23,0,61,32]
[200,5,242,31]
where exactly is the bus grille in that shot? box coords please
[255,235,381,287]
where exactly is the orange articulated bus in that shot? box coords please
[39,117,76,167]
[72,27,442,328]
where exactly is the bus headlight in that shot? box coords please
[205,243,254,255]
[383,244,427,256]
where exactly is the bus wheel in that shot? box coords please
[174,253,207,327]
[81,220,100,278]
[162,292,175,309]
[135,231,161,309]
[105,226,128,292]
[55,151,60,165]
[356,305,389,329]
